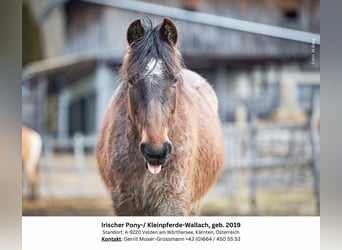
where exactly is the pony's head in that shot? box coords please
[121,17,183,175]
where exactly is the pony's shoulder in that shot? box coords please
[181,68,205,85]
[181,69,218,111]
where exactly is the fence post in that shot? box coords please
[43,136,54,169]
[308,88,320,213]
[248,112,258,211]
[74,132,85,170]
[74,132,85,196]
[43,136,54,196]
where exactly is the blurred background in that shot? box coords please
[22,0,320,216]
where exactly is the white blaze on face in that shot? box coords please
[146,58,163,77]
[143,58,164,175]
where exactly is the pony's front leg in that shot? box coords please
[157,196,191,216]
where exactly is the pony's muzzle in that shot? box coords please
[140,141,173,167]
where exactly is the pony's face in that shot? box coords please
[123,18,182,175]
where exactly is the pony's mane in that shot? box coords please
[120,17,183,80]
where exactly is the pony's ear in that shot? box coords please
[159,18,178,47]
[127,19,145,47]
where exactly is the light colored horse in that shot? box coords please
[22,126,42,200]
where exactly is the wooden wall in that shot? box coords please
[62,0,319,60]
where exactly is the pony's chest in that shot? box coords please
[116,177,173,214]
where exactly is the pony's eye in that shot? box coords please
[172,77,178,85]
[128,75,138,86]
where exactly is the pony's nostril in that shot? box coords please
[163,141,173,155]
[140,143,147,154]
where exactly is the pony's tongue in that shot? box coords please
[147,163,162,175]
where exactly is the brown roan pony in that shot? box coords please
[96,17,224,215]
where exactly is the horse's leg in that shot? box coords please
[24,155,40,200]
[157,194,191,216]
[111,190,141,216]
[26,166,39,200]
[158,203,188,216]
[112,190,190,216]
[189,201,201,216]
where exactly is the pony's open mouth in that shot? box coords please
[144,160,164,175]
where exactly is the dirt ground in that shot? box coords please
[22,187,318,216]
[22,197,112,216]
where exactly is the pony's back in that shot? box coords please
[182,68,219,111]
[176,69,224,203]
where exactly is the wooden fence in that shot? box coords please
[39,120,319,213]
